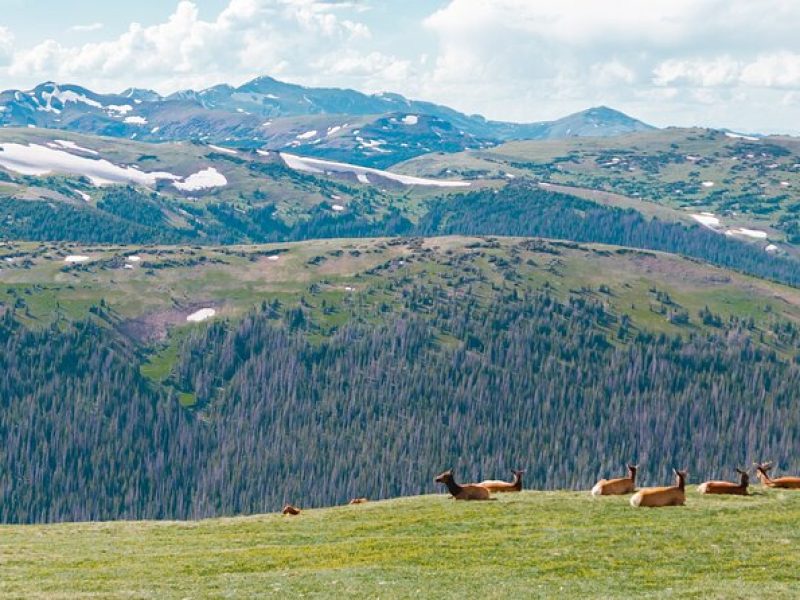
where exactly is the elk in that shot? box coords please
[435,469,494,500]
[479,469,525,493]
[349,497,368,505]
[591,464,637,496]
[630,469,687,507]
[698,468,749,495]
[754,462,800,489]
[282,504,301,515]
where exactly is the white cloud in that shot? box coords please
[69,23,105,33]
[2,0,800,133]
[0,26,13,66]
[419,0,800,132]
[4,0,394,93]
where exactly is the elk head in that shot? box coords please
[736,467,750,486]
[435,469,454,484]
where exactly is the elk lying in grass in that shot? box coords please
[630,469,687,507]
[282,504,301,515]
[754,462,800,489]
[349,497,368,505]
[435,469,494,500]
[698,468,749,495]
[591,464,637,496]
[479,469,525,493]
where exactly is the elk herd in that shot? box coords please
[281,461,799,516]
[431,461,800,506]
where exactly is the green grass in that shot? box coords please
[4,237,800,353]
[397,127,800,255]
[1,489,799,598]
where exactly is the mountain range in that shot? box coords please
[0,77,654,167]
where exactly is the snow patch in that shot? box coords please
[126,255,142,262]
[107,104,133,115]
[186,308,216,323]
[123,116,148,125]
[332,204,345,211]
[0,143,179,186]
[51,90,102,109]
[296,130,318,140]
[357,137,391,153]
[173,167,227,191]
[52,139,98,155]
[765,244,779,253]
[701,181,715,188]
[727,227,768,239]
[725,131,759,141]
[691,213,721,228]
[280,153,470,188]
[64,255,90,263]
[208,144,237,155]
[401,115,419,126]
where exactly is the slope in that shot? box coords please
[397,127,800,254]
[3,236,800,523]
[2,490,799,598]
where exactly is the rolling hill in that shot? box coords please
[2,127,799,292]
[397,127,800,255]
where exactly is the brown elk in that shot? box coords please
[591,464,637,496]
[282,504,301,515]
[630,469,687,507]
[698,468,749,495]
[349,497,368,505]
[754,462,800,489]
[479,469,525,493]
[435,469,494,500]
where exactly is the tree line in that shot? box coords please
[2,282,799,523]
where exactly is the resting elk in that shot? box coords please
[282,504,301,515]
[754,462,800,489]
[698,468,749,495]
[479,469,525,493]
[349,498,368,505]
[630,469,687,507]
[591,464,637,496]
[435,469,494,500]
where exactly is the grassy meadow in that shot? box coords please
[1,488,799,599]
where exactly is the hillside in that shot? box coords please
[3,236,800,523]
[398,127,800,255]
[2,130,799,290]
[0,78,653,166]
[2,490,799,598]
[0,127,468,244]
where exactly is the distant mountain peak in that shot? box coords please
[0,75,656,166]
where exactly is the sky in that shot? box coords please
[1,0,800,134]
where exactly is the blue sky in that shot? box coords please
[1,1,800,133]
